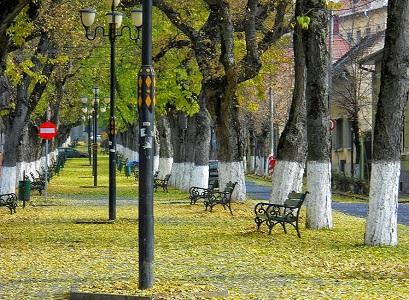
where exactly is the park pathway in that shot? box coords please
[245,180,409,226]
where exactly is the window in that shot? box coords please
[335,119,344,149]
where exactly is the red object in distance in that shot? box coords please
[268,155,276,175]
[39,121,58,140]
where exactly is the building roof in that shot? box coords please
[329,33,352,62]
[332,30,385,75]
[336,0,387,17]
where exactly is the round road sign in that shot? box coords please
[39,121,58,140]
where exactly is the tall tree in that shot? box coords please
[365,0,409,246]
[148,0,289,200]
[270,0,307,204]
[304,0,333,229]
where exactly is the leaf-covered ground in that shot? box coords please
[1,155,408,299]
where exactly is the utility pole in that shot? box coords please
[269,86,274,156]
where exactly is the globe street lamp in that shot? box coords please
[80,1,142,220]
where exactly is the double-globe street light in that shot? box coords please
[81,88,109,187]
[80,1,142,221]
[81,0,155,289]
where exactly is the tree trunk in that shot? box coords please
[180,116,196,191]
[169,111,186,189]
[247,128,256,173]
[0,33,55,193]
[365,0,409,246]
[270,0,307,205]
[211,91,246,201]
[157,115,173,179]
[304,0,333,229]
[190,92,211,189]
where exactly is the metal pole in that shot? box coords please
[360,134,365,180]
[45,139,48,201]
[88,116,92,166]
[269,87,274,156]
[93,88,98,187]
[351,127,354,177]
[108,9,117,220]
[138,0,155,289]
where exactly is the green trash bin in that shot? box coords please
[125,165,131,177]
[118,160,124,172]
[18,180,31,208]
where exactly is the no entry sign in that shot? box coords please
[39,121,57,140]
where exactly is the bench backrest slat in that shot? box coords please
[284,192,308,208]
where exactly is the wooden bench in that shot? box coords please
[0,193,17,214]
[203,181,237,215]
[254,191,308,238]
[189,180,219,205]
[154,174,171,192]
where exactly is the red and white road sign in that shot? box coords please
[268,154,276,175]
[39,121,58,140]
[330,119,336,131]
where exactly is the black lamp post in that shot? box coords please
[92,86,99,187]
[81,96,92,166]
[80,1,142,220]
[81,88,106,187]
[138,0,155,290]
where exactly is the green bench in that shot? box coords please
[254,191,308,238]
[203,181,237,215]
[0,193,17,214]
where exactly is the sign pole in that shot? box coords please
[45,139,48,201]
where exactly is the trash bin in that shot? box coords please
[18,180,31,207]
[118,160,124,172]
[125,165,131,177]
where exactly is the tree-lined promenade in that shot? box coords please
[1,153,409,299]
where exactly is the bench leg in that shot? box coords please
[281,222,287,234]
[227,203,233,215]
[295,221,301,238]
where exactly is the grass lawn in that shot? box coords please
[1,155,408,299]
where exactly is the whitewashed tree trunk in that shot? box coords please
[306,161,333,229]
[170,162,183,188]
[153,155,159,174]
[270,160,304,204]
[158,157,173,179]
[256,156,265,176]
[0,166,17,194]
[219,161,246,201]
[180,162,194,191]
[248,155,255,173]
[190,165,209,188]
[365,161,399,246]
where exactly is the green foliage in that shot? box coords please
[297,15,311,30]
[6,6,35,47]
[332,172,369,194]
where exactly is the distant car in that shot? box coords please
[90,134,102,142]
[58,147,88,158]
[209,160,219,187]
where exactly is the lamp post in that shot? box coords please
[81,88,104,187]
[92,86,99,187]
[138,0,155,289]
[80,96,92,166]
[80,1,142,220]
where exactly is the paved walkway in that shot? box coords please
[245,181,409,226]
